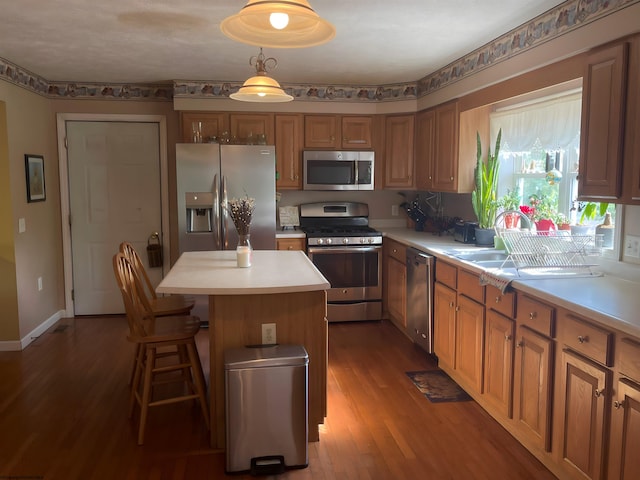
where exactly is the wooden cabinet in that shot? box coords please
[181,112,228,143]
[305,115,339,148]
[415,109,436,190]
[433,281,457,371]
[513,325,554,452]
[304,115,373,149]
[432,101,459,191]
[578,40,628,201]
[384,239,407,329]
[230,113,274,145]
[483,309,515,418]
[622,35,640,203]
[384,114,415,189]
[179,112,274,144]
[609,378,640,480]
[415,101,486,193]
[275,114,303,189]
[555,349,610,480]
[276,237,305,251]
[342,116,372,148]
[455,294,485,392]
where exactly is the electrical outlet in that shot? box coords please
[391,205,399,216]
[37,277,43,291]
[262,323,276,345]
[624,234,640,258]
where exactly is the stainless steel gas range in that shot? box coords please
[299,202,382,323]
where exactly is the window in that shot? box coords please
[490,89,615,246]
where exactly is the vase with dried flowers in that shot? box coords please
[227,195,255,267]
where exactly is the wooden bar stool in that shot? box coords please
[112,253,210,445]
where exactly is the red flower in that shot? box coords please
[519,205,535,217]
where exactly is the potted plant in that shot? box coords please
[471,129,502,246]
[497,188,521,229]
[527,194,557,235]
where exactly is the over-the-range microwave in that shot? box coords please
[303,150,374,190]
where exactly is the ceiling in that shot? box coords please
[0,0,564,86]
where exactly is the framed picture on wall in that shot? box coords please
[25,154,46,202]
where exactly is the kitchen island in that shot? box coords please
[157,250,330,449]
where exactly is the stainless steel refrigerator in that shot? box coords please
[176,144,276,254]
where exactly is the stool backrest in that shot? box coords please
[112,252,154,340]
[119,242,157,300]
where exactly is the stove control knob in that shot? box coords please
[360,238,366,244]
[343,238,349,244]
[317,238,324,245]
[368,237,375,244]
[326,238,332,244]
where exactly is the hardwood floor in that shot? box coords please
[0,317,556,479]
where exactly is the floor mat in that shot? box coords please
[406,369,472,403]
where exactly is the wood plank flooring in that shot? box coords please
[0,317,556,479]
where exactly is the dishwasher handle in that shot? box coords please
[406,248,433,266]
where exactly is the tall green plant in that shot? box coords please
[471,129,502,229]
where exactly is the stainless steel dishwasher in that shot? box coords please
[406,248,434,353]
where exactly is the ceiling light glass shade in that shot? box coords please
[221,0,335,48]
[230,74,293,102]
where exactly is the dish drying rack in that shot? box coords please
[495,211,603,275]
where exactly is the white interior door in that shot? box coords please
[66,121,162,315]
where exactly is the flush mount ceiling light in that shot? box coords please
[220,0,335,48]
[230,48,294,103]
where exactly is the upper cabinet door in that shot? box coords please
[579,42,628,200]
[432,101,460,192]
[341,116,372,149]
[230,113,275,145]
[415,109,436,190]
[181,112,228,143]
[275,114,303,189]
[304,115,340,149]
[384,114,415,189]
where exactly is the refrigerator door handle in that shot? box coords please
[213,173,221,250]
[221,175,228,250]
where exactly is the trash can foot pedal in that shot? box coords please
[250,456,285,476]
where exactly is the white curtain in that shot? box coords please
[490,92,582,153]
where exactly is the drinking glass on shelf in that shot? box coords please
[192,122,202,143]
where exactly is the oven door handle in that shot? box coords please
[308,245,381,255]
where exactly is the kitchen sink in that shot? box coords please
[473,259,517,269]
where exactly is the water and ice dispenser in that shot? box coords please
[185,192,213,233]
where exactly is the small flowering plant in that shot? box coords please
[226,195,255,236]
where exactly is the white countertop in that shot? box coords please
[382,228,640,339]
[157,250,329,296]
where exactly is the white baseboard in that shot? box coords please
[0,310,66,352]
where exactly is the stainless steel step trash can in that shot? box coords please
[225,344,309,475]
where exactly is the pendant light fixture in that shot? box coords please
[230,48,293,103]
[221,0,335,48]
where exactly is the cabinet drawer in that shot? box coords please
[619,337,640,383]
[516,294,555,337]
[486,285,515,318]
[386,240,406,263]
[560,313,613,366]
[458,269,484,303]
[435,260,457,289]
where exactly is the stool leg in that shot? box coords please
[129,342,145,418]
[138,346,156,445]
[186,341,210,428]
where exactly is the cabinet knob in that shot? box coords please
[287,246,293,250]
[505,334,512,341]
[449,302,454,308]
[614,400,624,409]
[428,175,432,180]
[455,306,460,312]
[529,312,537,320]
[577,335,589,344]
[495,296,501,303]
[516,340,524,348]
[594,388,604,398]
[330,135,335,141]
[450,176,454,181]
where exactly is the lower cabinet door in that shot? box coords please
[609,378,640,480]
[513,326,554,452]
[455,294,485,392]
[556,349,611,480]
[483,310,514,418]
[433,282,456,371]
